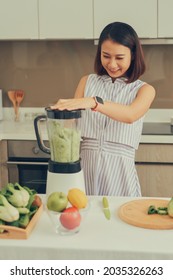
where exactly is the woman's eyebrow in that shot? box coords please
[102,51,125,57]
[102,51,110,55]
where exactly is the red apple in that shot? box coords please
[60,207,81,230]
[32,195,42,207]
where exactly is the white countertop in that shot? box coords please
[0,121,172,143]
[0,120,48,141]
[0,196,173,260]
[0,107,47,141]
[1,108,173,143]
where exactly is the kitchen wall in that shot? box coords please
[0,40,173,108]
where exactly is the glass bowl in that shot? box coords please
[45,202,90,235]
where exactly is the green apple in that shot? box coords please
[47,192,68,212]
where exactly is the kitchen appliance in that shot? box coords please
[142,122,173,135]
[6,140,49,194]
[34,107,85,196]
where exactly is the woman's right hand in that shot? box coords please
[50,97,96,111]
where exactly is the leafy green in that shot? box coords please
[2,183,30,207]
[0,194,19,222]
[0,183,40,229]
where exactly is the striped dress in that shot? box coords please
[78,74,146,196]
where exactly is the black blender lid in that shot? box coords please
[45,107,82,119]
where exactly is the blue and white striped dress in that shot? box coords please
[78,74,145,196]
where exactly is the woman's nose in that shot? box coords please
[109,59,117,69]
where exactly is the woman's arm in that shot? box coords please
[74,75,88,98]
[97,84,156,123]
[51,75,96,110]
[51,78,155,124]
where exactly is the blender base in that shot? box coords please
[46,169,86,196]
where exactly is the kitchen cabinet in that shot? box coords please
[0,140,8,188]
[0,0,38,39]
[93,0,157,39]
[0,0,173,40]
[135,144,173,198]
[0,0,93,40]
[39,0,93,39]
[158,0,173,38]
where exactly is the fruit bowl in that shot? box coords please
[45,188,89,235]
[45,203,90,235]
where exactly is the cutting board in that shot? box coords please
[118,199,173,230]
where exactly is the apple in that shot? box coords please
[47,192,68,212]
[32,195,42,207]
[60,207,81,230]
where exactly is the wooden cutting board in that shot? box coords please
[118,199,173,230]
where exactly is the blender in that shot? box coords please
[34,107,85,196]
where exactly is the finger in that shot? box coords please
[50,104,58,109]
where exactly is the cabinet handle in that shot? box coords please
[135,162,173,165]
[6,161,48,166]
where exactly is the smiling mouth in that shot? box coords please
[108,69,120,74]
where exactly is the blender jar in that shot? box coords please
[34,107,86,199]
[46,108,81,163]
[34,107,82,164]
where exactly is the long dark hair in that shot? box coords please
[94,22,146,83]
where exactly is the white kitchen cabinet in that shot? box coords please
[158,0,173,38]
[0,0,38,39]
[0,0,172,41]
[135,144,173,197]
[39,0,93,39]
[93,0,157,39]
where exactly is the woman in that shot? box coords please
[51,22,155,196]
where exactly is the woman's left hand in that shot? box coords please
[50,97,95,111]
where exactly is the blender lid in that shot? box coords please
[45,107,82,119]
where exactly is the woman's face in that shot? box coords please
[101,39,132,80]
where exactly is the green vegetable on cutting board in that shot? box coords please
[148,205,158,214]
[148,205,168,215]
[157,207,168,215]
[102,197,111,220]
[148,197,173,217]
